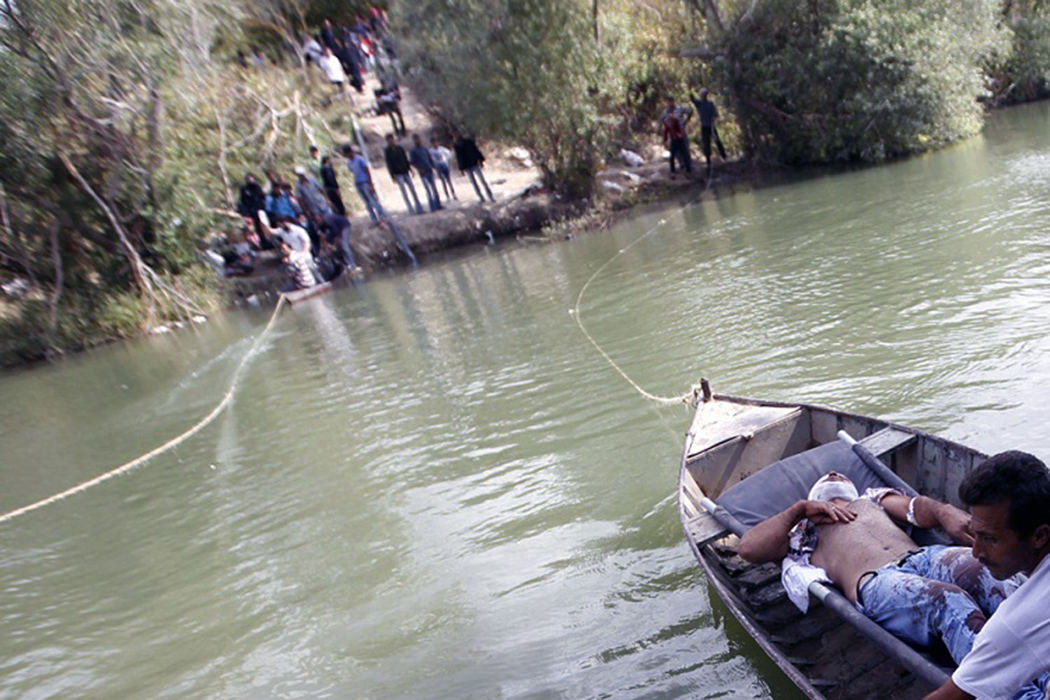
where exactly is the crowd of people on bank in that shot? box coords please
[207,10,504,292]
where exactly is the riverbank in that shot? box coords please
[221,69,760,299]
[218,156,761,303]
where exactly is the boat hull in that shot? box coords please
[678,386,985,699]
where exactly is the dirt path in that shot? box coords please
[346,73,544,215]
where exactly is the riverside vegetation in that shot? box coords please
[2,0,1049,367]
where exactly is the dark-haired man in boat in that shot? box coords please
[736,469,1039,689]
[925,451,1050,700]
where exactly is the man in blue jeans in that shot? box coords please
[342,144,385,223]
[738,470,1048,698]
[409,133,442,212]
[384,133,423,215]
[453,132,495,203]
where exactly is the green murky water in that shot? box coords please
[2,102,1049,699]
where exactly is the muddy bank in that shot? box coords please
[222,157,767,302]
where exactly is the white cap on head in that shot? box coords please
[808,472,859,502]
[294,166,306,175]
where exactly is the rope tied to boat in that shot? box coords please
[0,294,288,525]
[572,180,713,406]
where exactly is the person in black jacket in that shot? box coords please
[384,133,423,215]
[237,173,266,239]
[453,133,495,202]
[319,156,346,216]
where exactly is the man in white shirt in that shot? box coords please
[430,137,457,201]
[925,451,1050,700]
[274,218,312,254]
[317,47,347,97]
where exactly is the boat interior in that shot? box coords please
[677,394,985,699]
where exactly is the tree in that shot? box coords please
[394,0,621,197]
[0,0,240,361]
[990,0,1050,104]
[702,0,1008,164]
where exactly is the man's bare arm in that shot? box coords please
[924,678,973,700]
[737,500,855,564]
[880,494,974,546]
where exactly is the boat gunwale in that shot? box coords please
[678,388,984,699]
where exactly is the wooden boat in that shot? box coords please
[678,380,987,700]
[281,266,361,305]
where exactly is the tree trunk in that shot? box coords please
[48,220,64,337]
[58,152,156,326]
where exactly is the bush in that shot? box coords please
[990,6,1050,105]
[710,0,1007,164]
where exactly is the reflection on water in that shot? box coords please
[2,102,1050,699]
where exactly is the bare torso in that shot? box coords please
[810,498,918,603]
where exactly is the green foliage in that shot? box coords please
[395,0,615,196]
[606,1,710,129]
[394,0,726,192]
[990,2,1050,104]
[710,0,1007,164]
[0,0,350,362]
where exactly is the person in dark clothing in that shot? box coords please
[334,40,363,93]
[376,83,405,136]
[319,156,346,216]
[315,211,357,269]
[453,133,495,202]
[384,133,423,215]
[237,173,266,238]
[320,19,338,51]
[689,88,727,174]
[409,133,442,212]
[660,96,692,178]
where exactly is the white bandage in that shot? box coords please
[906,497,919,526]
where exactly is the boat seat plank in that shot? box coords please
[683,512,729,549]
[747,582,789,609]
[733,563,781,590]
[858,427,917,458]
[687,403,801,458]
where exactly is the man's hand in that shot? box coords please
[801,500,856,525]
[738,499,854,564]
[933,502,974,546]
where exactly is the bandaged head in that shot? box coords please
[808,472,859,503]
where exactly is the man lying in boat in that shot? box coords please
[736,468,1046,698]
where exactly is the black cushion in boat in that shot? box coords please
[715,440,891,529]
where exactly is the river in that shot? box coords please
[2,102,1049,699]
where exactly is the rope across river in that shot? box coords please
[0,295,288,525]
[1,175,714,524]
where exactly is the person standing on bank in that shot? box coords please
[237,173,266,239]
[317,46,348,99]
[319,155,346,216]
[409,133,442,212]
[690,88,727,174]
[660,96,692,178]
[924,451,1050,700]
[343,144,385,223]
[430,137,457,201]
[293,166,332,219]
[453,132,495,203]
[384,133,424,215]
